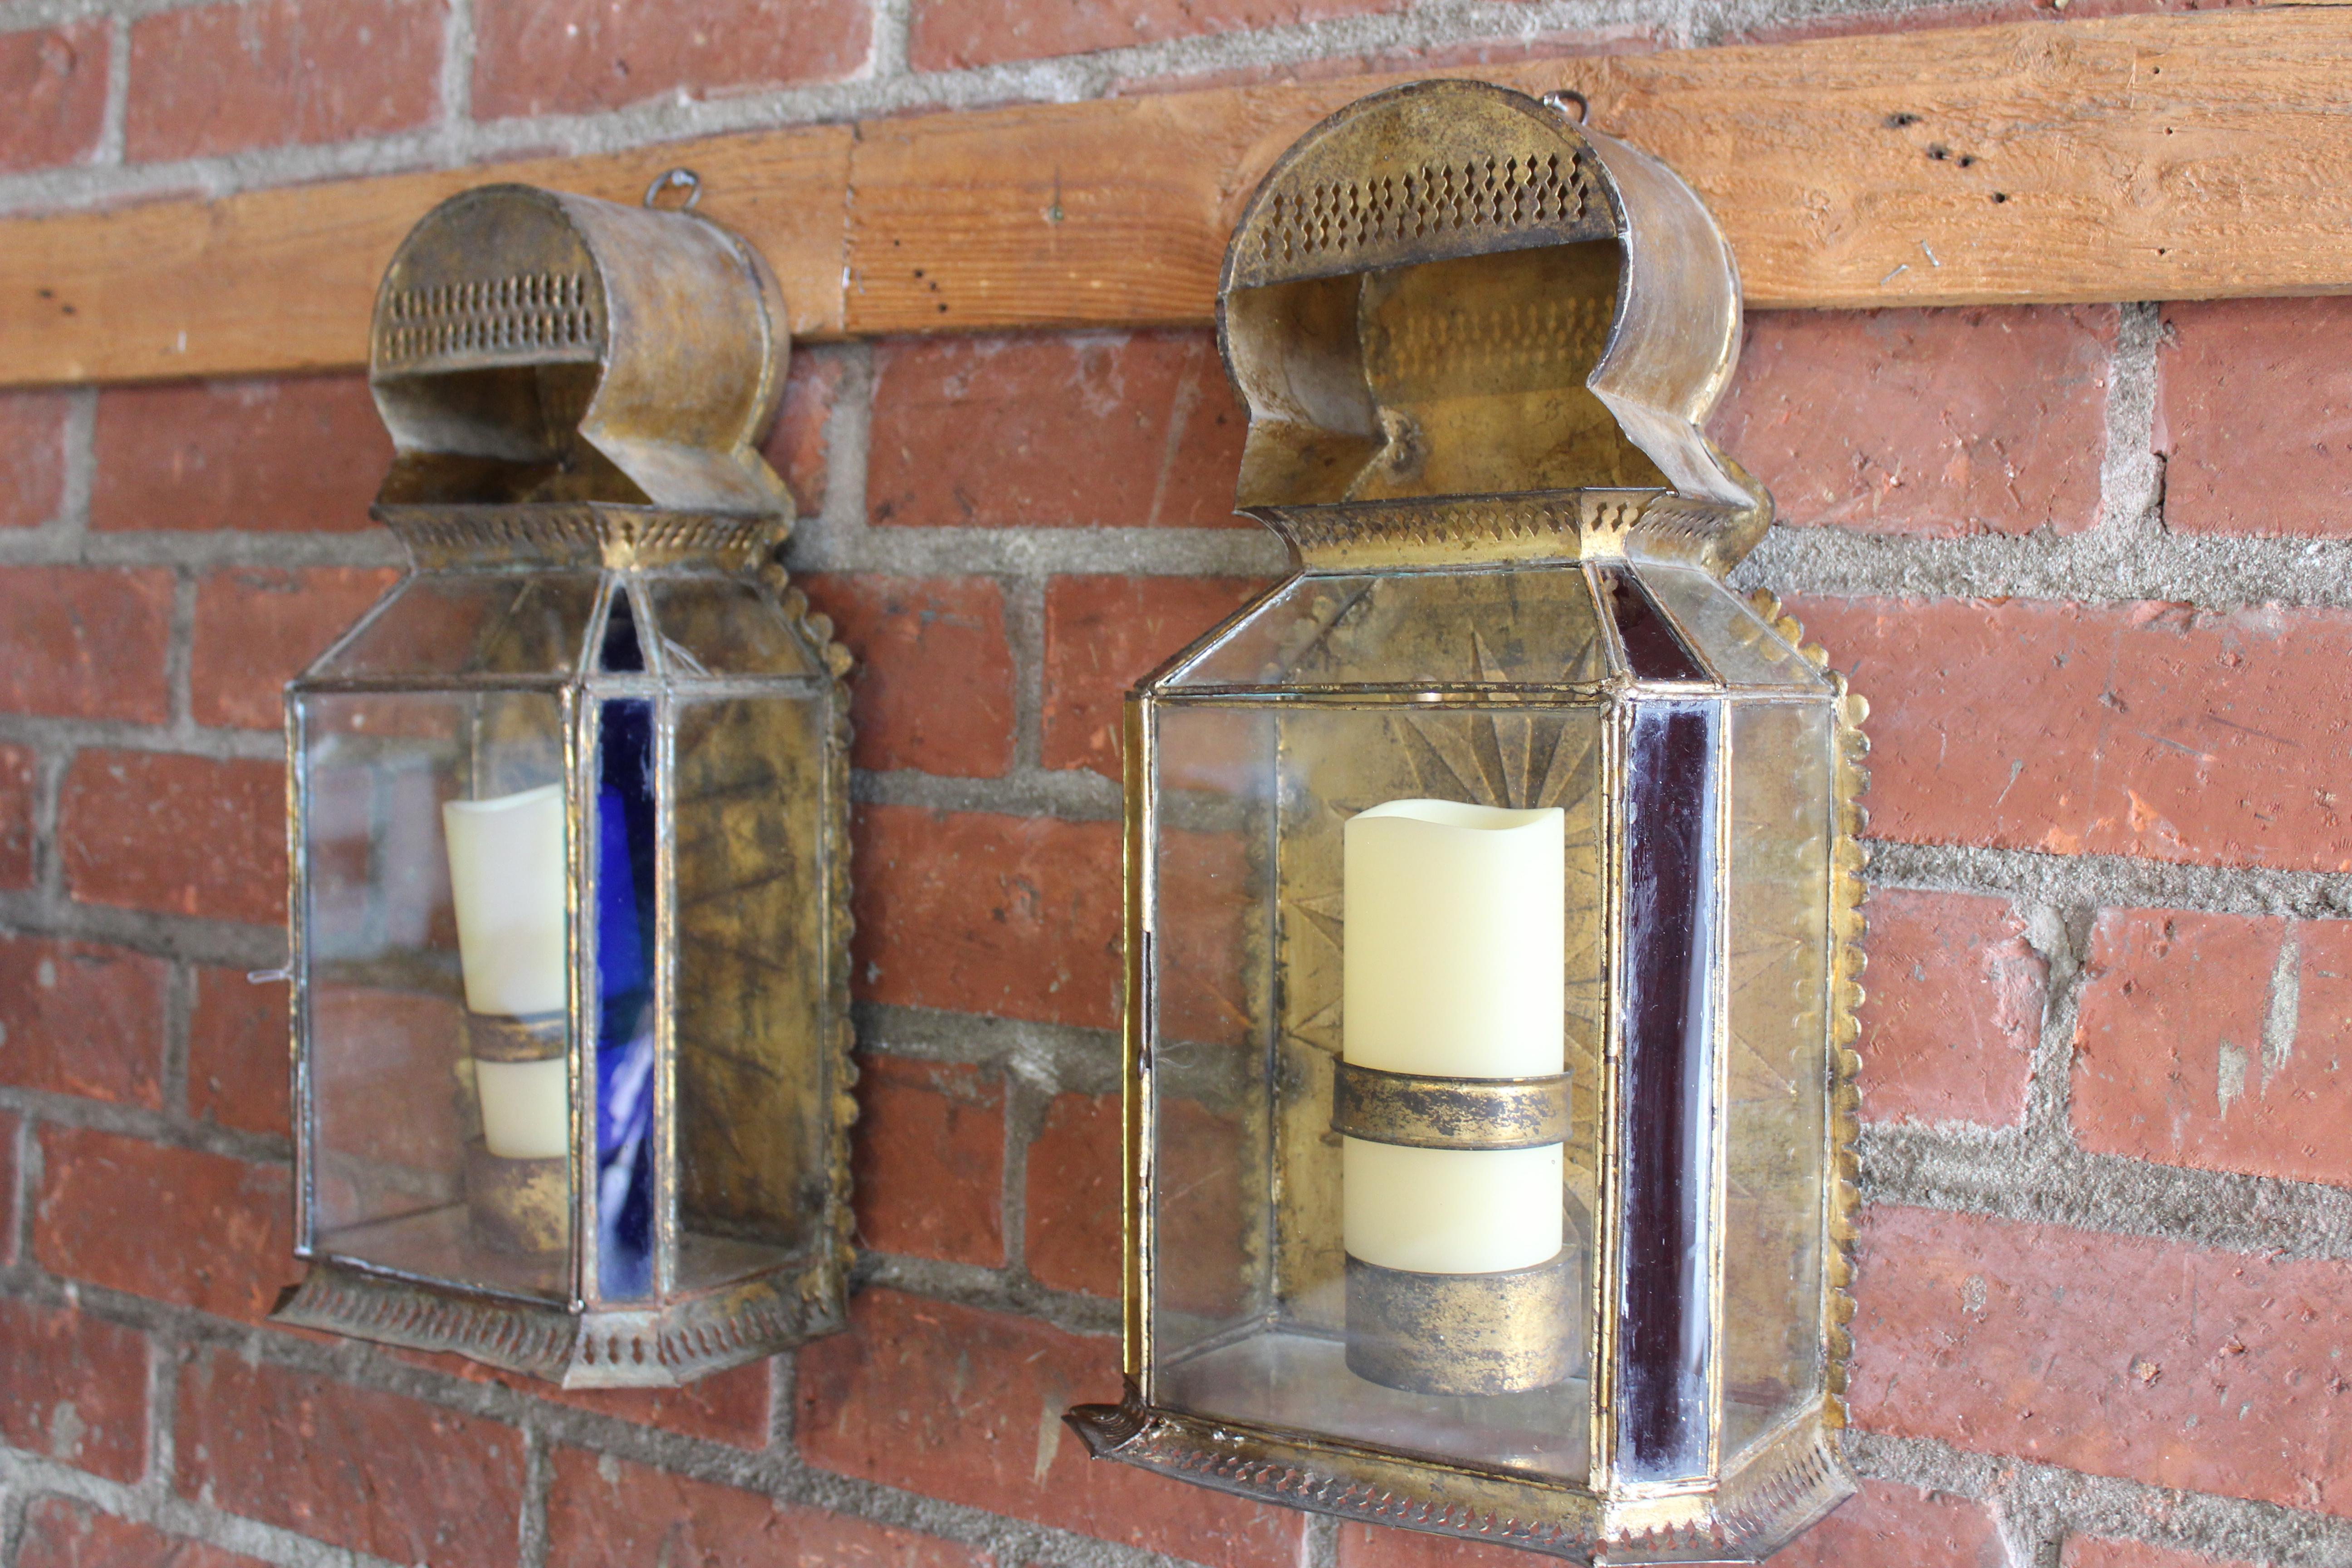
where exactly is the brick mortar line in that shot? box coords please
[0,897,283,968]
[0,0,1944,215]
[1845,1430,2352,1568]
[854,1002,1122,1094]
[0,530,409,570]
[1860,1122,2352,1263]
[0,714,288,762]
[0,1446,409,1565]
[0,1083,288,1165]
[1863,839,2352,920]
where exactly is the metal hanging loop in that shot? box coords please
[644,167,703,211]
[1542,88,1590,124]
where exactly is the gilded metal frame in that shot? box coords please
[271,184,856,1387]
[1066,81,1867,1560]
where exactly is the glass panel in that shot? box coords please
[1718,699,1836,1463]
[591,696,657,1299]
[1634,566,1829,693]
[299,688,573,1302]
[644,577,817,677]
[1148,694,1604,1484]
[1612,700,1720,1484]
[1599,567,1707,682]
[1159,568,1606,692]
[310,571,602,680]
[670,693,833,1292]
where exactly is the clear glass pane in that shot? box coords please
[299,689,573,1302]
[311,571,602,680]
[1147,694,1603,1483]
[1718,699,1836,1463]
[670,693,833,1293]
[1160,568,1606,692]
[1635,566,1828,693]
[643,577,817,677]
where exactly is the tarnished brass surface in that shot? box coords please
[1086,77,1863,1563]
[369,184,789,518]
[1331,1062,1571,1151]
[464,1142,571,1254]
[279,180,856,1387]
[1219,79,1767,571]
[464,1011,565,1062]
[1345,1252,1578,1395]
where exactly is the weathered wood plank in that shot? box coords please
[0,128,853,387]
[3,7,2350,388]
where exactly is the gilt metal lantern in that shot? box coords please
[1066,83,1868,1557]
[270,181,856,1386]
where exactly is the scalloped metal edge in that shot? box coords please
[1748,587,1867,1431]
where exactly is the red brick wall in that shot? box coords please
[1,3,2345,1567]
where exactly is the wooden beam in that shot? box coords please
[5,6,2352,388]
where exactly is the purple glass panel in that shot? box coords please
[1602,569,1705,682]
[1615,701,1718,1481]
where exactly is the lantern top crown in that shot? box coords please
[1217,80,1769,573]
[367,182,793,539]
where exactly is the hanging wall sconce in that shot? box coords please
[1066,82,1868,1558]
[270,178,856,1386]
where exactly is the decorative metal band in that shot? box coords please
[1344,1251,1577,1395]
[465,1011,565,1062]
[271,1259,842,1390]
[1240,152,1611,285]
[375,271,603,371]
[378,503,785,570]
[1331,1061,1570,1150]
[1251,490,1754,571]
[1068,1386,1854,1563]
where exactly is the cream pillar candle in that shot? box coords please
[444,784,570,1161]
[1342,799,1564,1276]
[442,784,568,1017]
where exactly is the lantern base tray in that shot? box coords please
[270,1256,845,1389]
[1064,1381,1853,1565]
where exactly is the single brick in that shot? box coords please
[0,1298,149,1484]
[2063,1535,2259,1568]
[546,1446,990,1567]
[1769,1479,2005,1568]
[1025,1091,1118,1297]
[867,332,1249,530]
[799,575,1016,778]
[390,1345,774,1449]
[852,1054,1005,1267]
[0,567,176,724]
[0,742,35,888]
[176,1345,525,1566]
[911,0,1408,70]
[764,349,849,517]
[124,0,440,162]
[2073,911,2352,1188]
[60,751,286,926]
[1849,1205,2352,1513]
[17,1498,267,1568]
[1337,1520,1570,1568]
[472,0,868,119]
[36,1125,294,1323]
[91,376,389,534]
[0,389,71,526]
[2158,298,2352,538]
[1791,596,2352,872]
[0,23,108,173]
[799,1288,1307,1568]
[0,936,168,1108]
[1856,888,2043,1127]
[190,966,291,1138]
[1041,574,1269,778]
[1711,306,2114,535]
[191,567,400,729]
[851,805,1121,1030]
